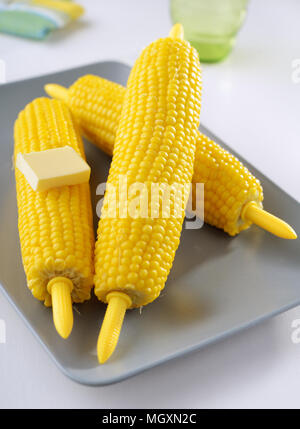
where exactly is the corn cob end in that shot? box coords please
[44,84,69,103]
[97,292,132,364]
[242,202,297,239]
[47,277,74,339]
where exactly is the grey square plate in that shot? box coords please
[0,61,299,386]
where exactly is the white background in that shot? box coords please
[0,0,299,408]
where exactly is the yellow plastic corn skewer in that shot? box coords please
[241,202,296,239]
[14,98,95,338]
[47,277,74,338]
[94,23,202,363]
[45,88,296,241]
[97,292,132,364]
[46,84,68,103]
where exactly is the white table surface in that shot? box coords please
[0,0,299,409]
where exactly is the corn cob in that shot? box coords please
[14,98,94,338]
[93,23,202,363]
[45,82,296,240]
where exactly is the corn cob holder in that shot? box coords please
[14,98,94,338]
[92,24,202,363]
[45,75,296,241]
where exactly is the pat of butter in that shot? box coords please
[16,146,91,192]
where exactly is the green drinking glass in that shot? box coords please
[170,0,249,62]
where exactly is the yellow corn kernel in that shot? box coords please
[14,98,95,309]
